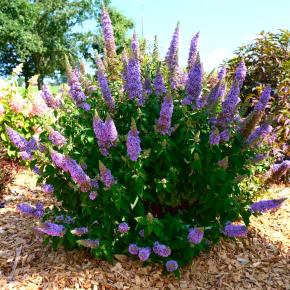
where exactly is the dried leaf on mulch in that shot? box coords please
[0,170,289,289]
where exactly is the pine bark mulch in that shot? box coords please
[0,170,289,289]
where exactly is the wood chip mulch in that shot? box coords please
[0,170,289,290]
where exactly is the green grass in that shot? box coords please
[17,85,60,94]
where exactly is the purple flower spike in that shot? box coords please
[222,222,247,237]
[99,161,116,188]
[250,198,286,213]
[218,67,227,81]
[129,244,139,255]
[187,32,199,70]
[17,203,34,217]
[77,239,100,249]
[154,68,167,96]
[42,183,54,194]
[267,160,290,182]
[138,247,151,261]
[89,191,97,200]
[118,222,129,234]
[247,123,273,145]
[166,260,179,272]
[234,61,247,88]
[35,222,65,237]
[153,242,171,257]
[209,128,221,145]
[126,119,141,161]
[69,69,87,108]
[6,126,28,151]
[101,8,116,58]
[182,53,203,108]
[71,227,89,236]
[157,95,174,135]
[165,23,179,89]
[96,55,115,109]
[48,129,67,147]
[187,227,204,244]
[253,86,271,112]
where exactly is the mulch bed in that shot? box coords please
[0,170,289,289]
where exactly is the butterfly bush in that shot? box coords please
[7,10,288,275]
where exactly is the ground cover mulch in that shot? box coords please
[0,170,289,289]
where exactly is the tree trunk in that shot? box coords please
[37,76,44,90]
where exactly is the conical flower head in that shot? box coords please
[105,114,118,143]
[187,32,199,70]
[234,61,247,88]
[182,53,203,107]
[99,161,116,188]
[101,8,116,58]
[126,119,142,161]
[157,95,174,135]
[165,23,179,72]
[96,55,115,109]
[131,31,139,59]
[154,66,167,96]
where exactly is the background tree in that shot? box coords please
[0,0,133,88]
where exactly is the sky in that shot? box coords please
[107,0,290,71]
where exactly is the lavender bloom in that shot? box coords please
[41,85,61,109]
[50,150,68,171]
[128,243,139,255]
[99,161,116,188]
[187,32,199,70]
[268,160,290,182]
[33,166,41,175]
[254,86,271,112]
[77,239,100,249]
[89,191,97,200]
[101,8,116,58]
[19,151,32,160]
[17,203,43,218]
[154,68,167,96]
[166,260,179,272]
[118,222,129,234]
[220,129,230,142]
[219,82,241,125]
[93,113,118,156]
[131,31,139,58]
[138,247,151,261]
[206,82,226,109]
[234,61,247,88]
[78,102,91,111]
[250,153,267,163]
[218,67,227,81]
[143,76,152,96]
[250,198,286,213]
[247,123,273,145]
[209,128,221,145]
[156,95,174,135]
[96,56,115,109]
[187,228,204,244]
[126,119,141,161]
[182,53,203,107]
[165,23,179,89]
[69,69,87,107]
[42,183,54,193]
[71,227,88,236]
[6,126,28,151]
[126,48,143,105]
[48,129,67,147]
[152,242,171,257]
[222,222,247,237]
[35,222,65,237]
[90,179,99,189]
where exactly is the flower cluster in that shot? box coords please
[71,227,89,236]
[17,202,44,218]
[126,119,141,161]
[48,129,67,147]
[101,8,116,59]
[222,222,248,237]
[250,198,286,213]
[35,222,65,237]
[187,227,204,244]
[99,161,115,188]
[93,113,118,156]
[156,96,174,135]
[153,242,171,257]
[118,222,129,234]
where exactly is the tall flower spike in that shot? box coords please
[182,52,203,108]
[105,113,118,144]
[93,112,109,156]
[165,23,180,89]
[267,160,290,183]
[126,119,142,161]
[101,8,116,59]
[241,86,271,138]
[234,61,247,88]
[250,198,286,213]
[187,32,199,70]
[99,161,116,188]
[156,95,174,135]
[154,66,167,96]
[126,34,143,105]
[246,123,273,145]
[131,31,139,59]
[96,55,115,110]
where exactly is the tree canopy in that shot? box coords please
[0,0,133,87]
